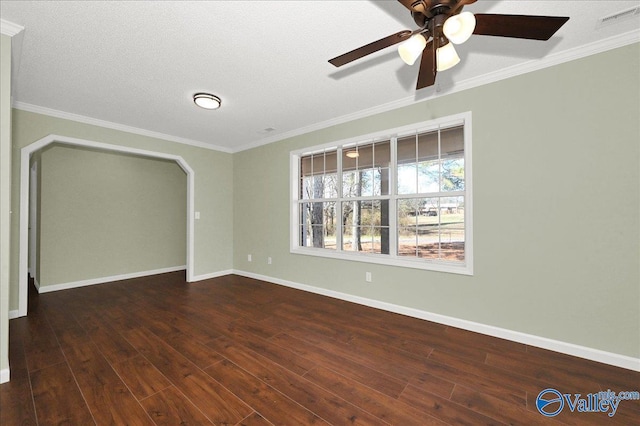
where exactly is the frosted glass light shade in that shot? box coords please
[193,93,221,110]
[398,34,427,66]
[443,12,476,44]
[436,42,460,71]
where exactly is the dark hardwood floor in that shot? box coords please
[1,271,638,425]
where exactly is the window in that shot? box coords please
[291,112,472,274]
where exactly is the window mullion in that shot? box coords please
[389,136,398,257]
[414,131,419,196]
[396,190,465,199]
[336,148,343,252]
[437,127,442,260]
[292,111,471,274]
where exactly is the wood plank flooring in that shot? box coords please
[1,271,638,425]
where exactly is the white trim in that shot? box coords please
[6,30,638,155]
[452,30,640,94]
[29,160,38,279]
[289,248,472,275]
[290,112,473,275]
[18,134,196,317]
[12,101,233,154]
[36,266,186,294]
[8,310,20,320]
[0,368,9,384]
[232,270,640,372]
[190,269,235,282]
[289,153,300,253]
[0,19,24,37]
[232,29,640,154]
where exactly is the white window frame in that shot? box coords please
[290,111,473,275]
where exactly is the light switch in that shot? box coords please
[195,211,200,220]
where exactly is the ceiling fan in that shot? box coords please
[329,0,569,90]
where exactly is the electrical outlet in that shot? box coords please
[248,254,252,262]
[365,272,372,282]
[268,257,272,265]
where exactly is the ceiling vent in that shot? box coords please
[597,6,640,28]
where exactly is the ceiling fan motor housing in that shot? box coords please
[411,0,461,20]
[329,0,570,91]
[414,11,450,45]
[412,0,459,36]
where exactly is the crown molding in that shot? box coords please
[0,19,24,37]
[12,101,233,153]
[231,95,421,153]
[450,28,640,95]
[8,28,639,154]
[232,28,640,153]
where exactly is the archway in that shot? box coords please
[17,134,195,317]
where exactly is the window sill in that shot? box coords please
[290,247,473,275]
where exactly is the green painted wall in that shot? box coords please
[233,43,640,358]
[37,145,187,287]
[1,34,13,378]
[9,109,234,309]
[5,41,638,366]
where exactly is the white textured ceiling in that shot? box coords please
[1,1,639,152]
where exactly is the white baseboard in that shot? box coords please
[37,266,186,294]
[232,270,640,372]
[190,269,234,282]
[0,368,9,384]
[8,310,20,320]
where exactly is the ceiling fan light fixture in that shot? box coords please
[436,42,460,71]
[193,93,221,110]
[443,11,476,44]
[398,33,427,66]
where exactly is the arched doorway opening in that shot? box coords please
[17,134,195,317]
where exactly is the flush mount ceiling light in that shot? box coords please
[345,150,360,158]
[193,93,221,110]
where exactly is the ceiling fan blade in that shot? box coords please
[329,30,413,67]
[416,40,436,90]
[473,14,569,40]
